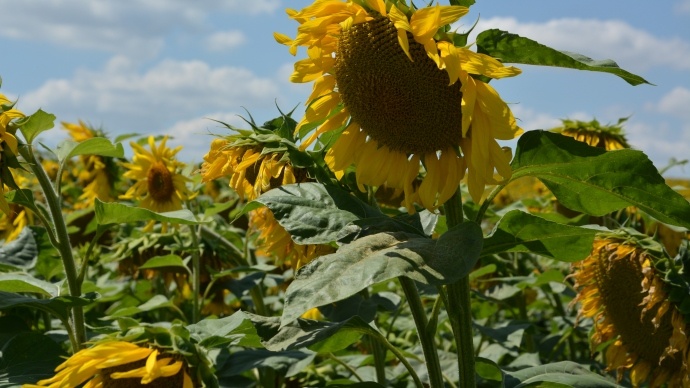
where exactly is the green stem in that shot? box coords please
[199,225,247,266]
[369,330,424,388]
[327,353,365,382]
[444,189,476,388]
[399,277,444,388]
[474,184,504,223]
[20,145,86,351]
[188,224,202,324]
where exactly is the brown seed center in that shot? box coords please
[334,16,463,154]
[147,161,175,202]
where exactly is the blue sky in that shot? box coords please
[1,0,689,177]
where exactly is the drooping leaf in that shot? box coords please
[17,109,56,144]
[481,210,597,261]
[280,222,482,325]
[0,274,57,296]
[249,183,381,244]
[504,361,623,387]
[95,199,201,226]
[55,137,124,163]
[187,311,263,348]
[263,316,374,353]
[138,254,190,275]
[476,29,650,86]
[512,131,690,229]
[0,228,38,269]
[218,349,315,379]
[4,190,39,214]
[0,332,66,387]
[0,291,97,323]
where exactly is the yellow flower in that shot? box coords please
[551,118,630,151]
[120,136,192,216]
[23,341,193,388]
[1,91,25,216]
[276,0,522,209]
[571,232,690,387]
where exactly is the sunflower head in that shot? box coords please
[276,0,523,210]
[0,90,25,216]
[571,229,690,387]
[25,340,194,388]
[120,136,192,230]
[551,117,631,151]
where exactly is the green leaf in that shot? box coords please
[449,0,475,6]
[219,349,315,378]
[0,228,38,269]
[0,274,57,296]
[504,361,623,388]
[55,137,125,163]
[104,294,175,319]
[0,332,66,386]
[95,199,201,226]
[138,254,190,275]
[512,131,690,229]
[481,210,597,262]
[4,189,39,214]
[17,109,56,144]
[187,311,263,348]
[476,29,651,86]
[280,222,483,325]
[476,357,504,383]
[250,183,381,244]
[0,291,97,323]
[264,316,373,353]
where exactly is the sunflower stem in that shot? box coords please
[443,188,476,388]
[188,223,202,324]
[399,277,445,388]
[19,144,86,351]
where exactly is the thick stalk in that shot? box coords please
[444,189,476,387]
[399,277,444,388]
[20,145,86,350]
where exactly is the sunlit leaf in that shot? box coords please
[17,109,56,144]
[481,210,597,261]
[4,189,39,214]
[264,316,373,353]
[104,294,175,319]
[187,311,263,348]
[476,29,650,86]
[504,361,623,387]
[0,274,57,296]
[138,254,190,275]
[512,131,690,229]
[55,137,124,163]
[95,199,201,226]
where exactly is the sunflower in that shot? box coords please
[1,91,25,216]
[120,136,192,218]
[551,118,630,151]
[275,0,522,209]
[571,230,690,387]
[201,129,334,268]
[62,121,119,209]
[23,341,193,388]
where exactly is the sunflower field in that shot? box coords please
[2,1,690,387]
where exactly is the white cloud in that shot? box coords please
[162,113,247,162]
[204,31,246,52]
[468,17,690,72]
[0,0,279,56]
[655,87,690,120]
[19,56,281,137]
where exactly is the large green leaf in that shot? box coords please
[0,274,57,296]
[95,199,201,226]
[0,332,66,387]
[504,361,622,387]
[0,291,96,323]
[187,311,263,348]
[104,294,175,319]
[17,109,56,144]
[55,137,124,163]
[476,29,650,86]
[280,222,482,325]
[0,228,38,269]
[512,131,690,229]
[218,349,315,379]
[481,210,597,261]
[262,315,374,353]
[138,254,190,275]
[249,183,381,244]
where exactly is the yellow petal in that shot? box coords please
[365,0,386,16]
[410,5,442,43]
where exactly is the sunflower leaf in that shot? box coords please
[249,183,381,245]
[511,131,690,229]
[504,361,623,387]
[0,291,97,323]
[0,332,66,387]
[55,137,125,163]
[280,223,482,326]
[4,189,39,215]
[476,29,651,86]
[481,210,597,262]
[16,109,56,144]
[94,199,202,226]
[0,228,38,269]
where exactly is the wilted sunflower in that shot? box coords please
[23,341,193,388]
[201,128,333,268]
[275,0,522,209]
[120,136,192,222]
[62,121,119,209]
[571,230,690,387]
[551,118,630,151]
[0,90,25,216]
